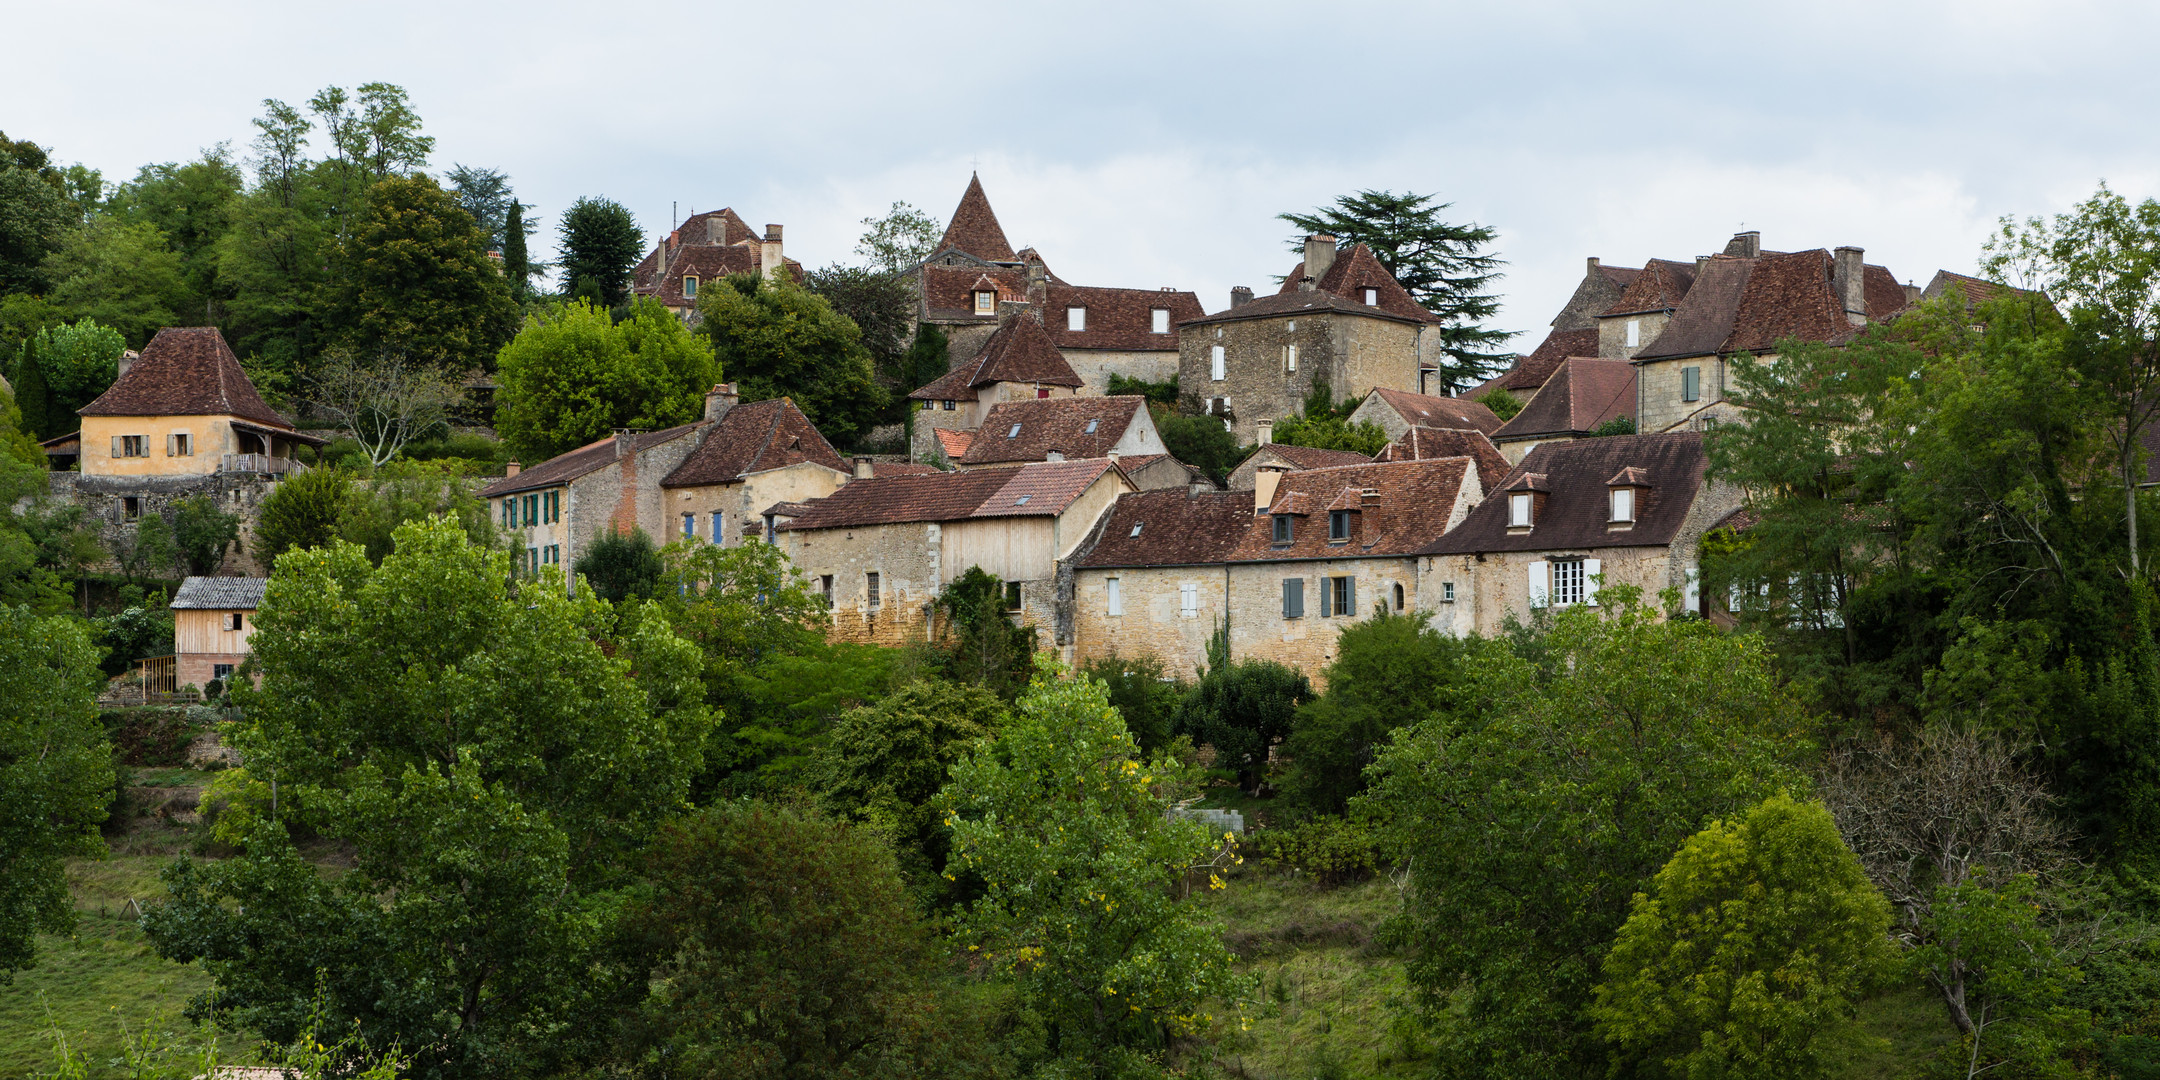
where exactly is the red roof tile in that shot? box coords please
[959,396,1150,466]
[909,316,1083,401]
[1492,358,1636,442]
[934,174,1016,263]
[1046,284,1205,351]
[934,428,975,460]
[1422,432,1709,555]
[79,327,290,428]
[1367,388,1503,435]
[660,398,847,488]
[778,458,1113,530]
[1375,425,1510,491]
[1273,242,1442,323]
[1253,443,1373,471]
[1725,250,1857,354]
[1598,258,1697,317]
[872,462,943,477]
[920,265,1028,321]
[481,422,705,499]
[1494,327,1599,391]
[1084,458,1474,568]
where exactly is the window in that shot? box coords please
[1626,318,1641,348]
[682,275,698,299]
[1130,522,1143,537]
[942,400,956,410]
[1067,307,1086,331]
[1442,581,1455,603]
[1282,577,1304,618]
[1004,581,1023,611]
[167,433,192,457]
[1552,558,1585,606]
[528,546,540,574]
[523,494,538,526]
[548,491,560,523]
[1106,576,1123,616]
[818,574,834,608]
[1509,493,1532,527]
[1013,495,1031,506]
[1322,575,1355,617]
[682,513,695,539]
[123,496,140,520]
[1008,424,1023,438]
[224,612,243,631]
[1151,308,1170,334]
[1179,582,1198,617]
[1682,365,1701,402]
[547,544,560,565]
[866,572,881,608]
[975,290,995,314]
[213,663,234,680]
[114,435,146,458]
[1362,287,1378,306]
[1393,582,1405,611]
[922,399,935,411]
[1610,487,1635,522]
[1272,515,1293,544]
[1037,387,1050,398]
[1284,343,1298,373]
[1084,419,1099,434]
[501,499,514,527]
[1211,345,1226,381]
[710,511,723,542]
[1328,510,1351,541]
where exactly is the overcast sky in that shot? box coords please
[6,0,2156,351]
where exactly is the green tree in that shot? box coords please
[943,657,1246,1077]
[699,273,883,447]
[937,566,1037,699]
[1082,653,1182,754]
[855,200,941,273]
[806,264,918,412]
[1268,380,1390,455]
[556,196,642,309]
[142,515,710,1076]
[493,298,719,463]
[112,511,177,584]
[1283,608,1483,815]
[1156,410,1253,485]
[321,174,519,372]
[1912,875,2089,1079]
[903,320,949,390]
[253,466,352,566]
[0,605,112,980]
[14,318,125,434]
[502,200,531,302]
[573,526,663,603]
[9,333,53,440]
[0,152,72,294]
[1281,190,1508,390]
[334,459,496,564]
[612,800,979,1079]
[1175,625,1314,792]
[173,494,240,575]
[1474,384,1523,421]
[818,678,1006,872]
[443,164,515,252]
[1368,603,1814,1080]
[41,218,193,346]
[1591,793,1897,1080]
[103,147,246,311]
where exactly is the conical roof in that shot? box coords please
[935,173,1016,262]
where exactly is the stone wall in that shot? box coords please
[1596,310,1671,361]
[1063,349,1178,395]
[780,519,945,647]
[1636,354,1738,434]
[54,472,283,576]
[1177,311,1420,444]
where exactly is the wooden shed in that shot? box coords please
[169,576,267,691]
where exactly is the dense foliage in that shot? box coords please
[0,605,111,980]
[493,298,719,463]
[697,272,884,448]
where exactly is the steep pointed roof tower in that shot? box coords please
[935,173,1017,263]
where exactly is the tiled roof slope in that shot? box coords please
[935,428,975,460]
[872,462,944,477]
[1724,250,1860,354]
[79,327,290,428]
[1078,488,1259,568]
[1368,388,1503,435]
[1600,258,1697,317]
[481,423,704,499]
[1490,327,1599,392]
[1422,432,1708,555]
[643,245,806,306]
[921,265,1028,320]
[1922,270,2021,308]
[960,396,1147,466]
[1631,257,1755,360]
[909,317,1084,401]
[935,174,1017,263]
[661,398,847,488]
[1184,287,1427,328]
[1492,359,1636,441]
[1292,243,1443,323]
[1375,425,1510,490]
[1084,458,1474,567]
[1864,265,1910,320]
[778,458,1112,530]
[1254,444,1372,471]
[1047,284,1204,351]
[171,576,267,609]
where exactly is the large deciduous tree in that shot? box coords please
[854,200,941,273]
[251,465,353,566]
[0,605,112,981]
[1283,608,1485,815]
[307,348,463,467]
[41,218,194,346]
[698,272,883,448]
[493,298,718,463]
[1175,622,1314,793]
[319,173,519,373]
[555,196,642,309]
[10,318,124,438]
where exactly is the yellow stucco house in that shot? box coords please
[74,326,324,478]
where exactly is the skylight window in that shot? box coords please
[1008,424,1022,438]
[1084,419,1099,433]
[1015,495,1031,505]
[1130,523,1143,537]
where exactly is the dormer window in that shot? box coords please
[1606,467,1651,528]
[1273,515,1293,544]
[1361,287,1378,306]
[1509,493,1532,528]
[683,275,698,299]
[1328,509,1352,541]
[1151,308,1170,333]
[1611,487,1635,522]
[1067,307,1087,331]
[975,290,996,314]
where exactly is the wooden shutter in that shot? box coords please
[111,436,123,458]
[1527,560,1549,608]
[1282,577,1302,618]
[166,434,176,456]
[1584,558,1602,606]
[1347,577,1357,615]
[1320,578,1332,617]
[1684,568,1701,614]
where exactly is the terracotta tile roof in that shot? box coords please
[1375,425,1510,490]
[960,396,1149,465]
[934,174,1016,263]
[1046,284,1205,351]
[660,398,847,488]
[1921,270,2026,309]
[1367,387,1503,435]
[170,576,267,609]
[1492,358,1636,442]
[1274,242,1442,323]
[1631,256,1755,361]
[1599,258,1697,317]
[909,316,1083,401]
[1422,431,1709,555]
[1493,327,1599,391]
[481,422,704,499]
[1184,286,1429,328]
[639,244,806,307]
[1725,250,1859,354]
[1252,443,1372,471]
[920,265,1028,321]
[1085,458,1474,568]
[1864,264,1910,320]
[872,461,944,477]
[1596,263,1644,289]
[777,458,1112,530]
[934,427,975,460]
[79,327,290,428]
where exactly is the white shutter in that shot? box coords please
[111,436,123,458]
[1583,559,1602,607]
[1107,577,1123,616]
[1527,560,1549,608]
[1684,568,1701,614]
[1211,345,1226,381]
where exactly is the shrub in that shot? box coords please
[572,526,663,602]
[1240,815,1394,884]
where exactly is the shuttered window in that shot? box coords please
[1330,576,1355,616]
[1282,578,1304,618]
[1528,560,1549,608]
[1682,365,1701,402]
[710,511,723,542]
[1180,583,1198,617]
[1211,345,1225,381]
[1106,577,1122,616]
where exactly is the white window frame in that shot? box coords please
[1211,345,1226,381]
[1626,318,1640,348]
[1362,287,1378,306]
[1179,582,1198,618]
[975,290,995,314]
[1610,487,1635,522]
[1106,577,1123,616]
[1442,581,1455,603]
[1509,493,1532,527]
[1151,308,1170,334]
[1285,343,1298,373]
[1067,307,1086,331]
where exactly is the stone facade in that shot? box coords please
[1177,310,1423,445]
[661,461,850,547]
[1635,354,1732,434]
[52,472,281,577]
[1064,349,1179,396]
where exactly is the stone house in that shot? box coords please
[1416,431,1739,638]
[1488,358,1637,464]
[1177,235,1449,444]
[773,458,1132,650]
[630,208,805,318]
[657,390,853,547]
[169,576,265,691]
[1347,387,1502,442]
[480,419,707,578]
[1224,443,1370,491]
[955,395,1167,471]
[909,314,1085,461]
[1071,457,1481,682]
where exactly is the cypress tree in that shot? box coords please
[12,344,51,440]
[504,201,529,303]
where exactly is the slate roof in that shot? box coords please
[1422,432,1709,555]
[661,398,847,488]
[934,174,1017,263]
[79,327,290,428]
[1492,359,1637,442]
[1374,425,1511,491]
[909,317,1084,401]
[959,396,1149,466]
[1083,458,1475,568]
[1274,242,1442,323]
[1490,327,1599,392]
[777,458,1115,531]
[1047,284,1205,351]
[171,576,268,609]
[1366,388,1503,435]
[1600,258,1697,317]
[481,422,704,499]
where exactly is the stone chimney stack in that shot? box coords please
[614,429,633,459]
[704,383,738,422]
[1303,234,1338,283]
[1725,231,1762,259]
[1833,246,1867,326]
[705,214,727,243]
[1026,257,1047,306]
[853,456,875,479]
[1587,256,1602,274]
[1256,418,1273,445]
[1254,466,1285,516]
[760,225,784,280]
[504,461,521,478]
[1231,285,1253,309]
[117,350,139,380]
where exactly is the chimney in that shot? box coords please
[614,429,633,459]
[1696,255,1710,274]
[1724,231,1761,259]
[703,383,738,422]
[705,214,726,243]
[117,350,139,380]
[760,224,784,279]
[1303,234,1338,282]
[1256,418,1273,446]
[1107,449,1120,463]
[1903,281,1923,306]
[1026,257,1047,305]
[1587,256,1602,274]
[853,456,875,479]
[1254,466,1285,516]
[1833,246,1867,326]
[505,461,521,478]
[1045,450,1065,462]
[1230,285,1254,309]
